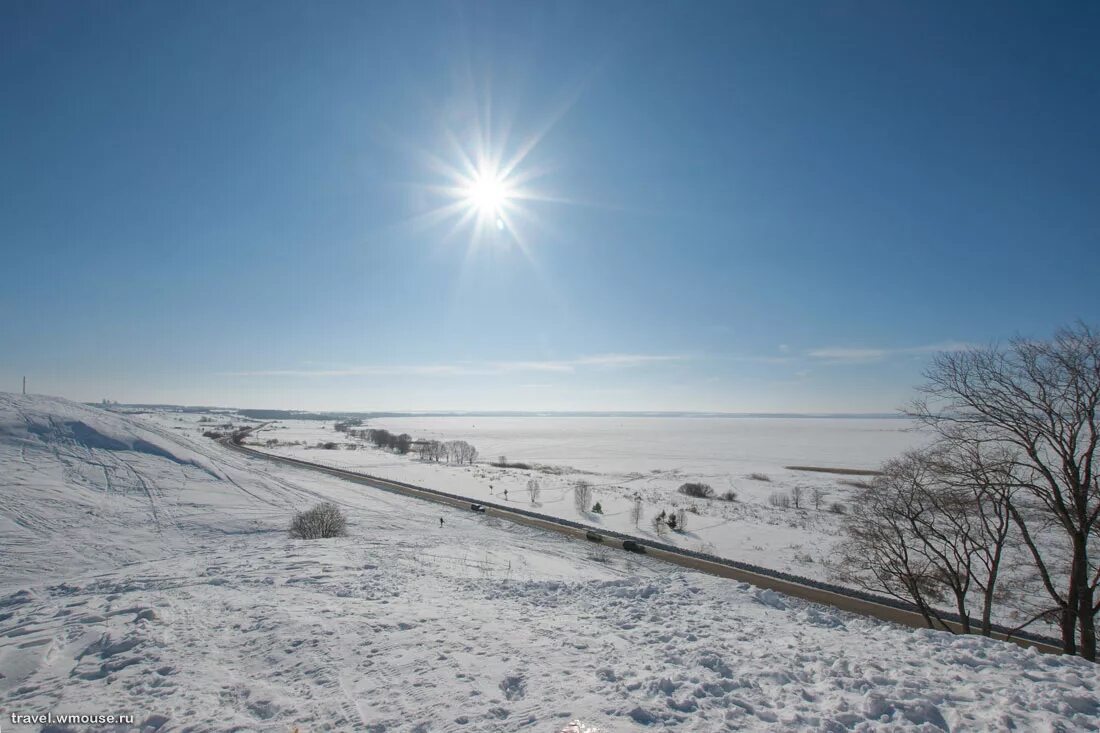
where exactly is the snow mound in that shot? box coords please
[0,393,247,590]
[0,393,224,479]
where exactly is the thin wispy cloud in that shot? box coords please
[807,341,972,364]
[227,354,685,378]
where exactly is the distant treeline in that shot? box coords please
[335,422,478,465]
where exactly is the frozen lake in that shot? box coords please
[367,416,930,474]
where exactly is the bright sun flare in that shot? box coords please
[464,169,511,218]
[411,103,567,253]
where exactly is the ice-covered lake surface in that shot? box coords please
[369,415,929,473]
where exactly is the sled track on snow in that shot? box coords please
[223,438,1062,656]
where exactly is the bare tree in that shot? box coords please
[791,485,804,509]
[676,507,688,532]
[428,440,444,462]
[831,459,951,630]
[832,448,1014,635]
[910,324,1100,658]
[527,478,540,503]
[573,480,593,514]
[812,487,827,511]
[630,497,643,527]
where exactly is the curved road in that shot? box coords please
[223,435,1062,656]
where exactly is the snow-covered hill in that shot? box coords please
[1,393,1097,731]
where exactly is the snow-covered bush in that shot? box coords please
[289,502,348,539]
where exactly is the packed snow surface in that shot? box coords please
[2,394,1098,732]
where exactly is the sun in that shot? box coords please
[404,94,578,256]
[464,169,512,219]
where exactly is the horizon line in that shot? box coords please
[80,399,906,420]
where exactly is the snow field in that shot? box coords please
[1,394,1098,732]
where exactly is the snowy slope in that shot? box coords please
[1,394,1098,732]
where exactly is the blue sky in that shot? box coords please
[2,1,1097,412]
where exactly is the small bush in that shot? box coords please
[829,502,847,515]
[748,473,771,482]
[721,490,738,502]
[678,482,714,499]
[289,502,348,539]
[768,492,791,509]
[591,502,603,514]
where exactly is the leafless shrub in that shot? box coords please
[791,486,804,509]
[748,472,771,482]
[829,502,847,515]
[289,502,347,539]
[720,490,738,502]
[678,482,714,499]
[527,478,540,503]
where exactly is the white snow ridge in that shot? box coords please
[0,393,1097,732]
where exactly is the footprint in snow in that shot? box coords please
[499,674,527,700]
